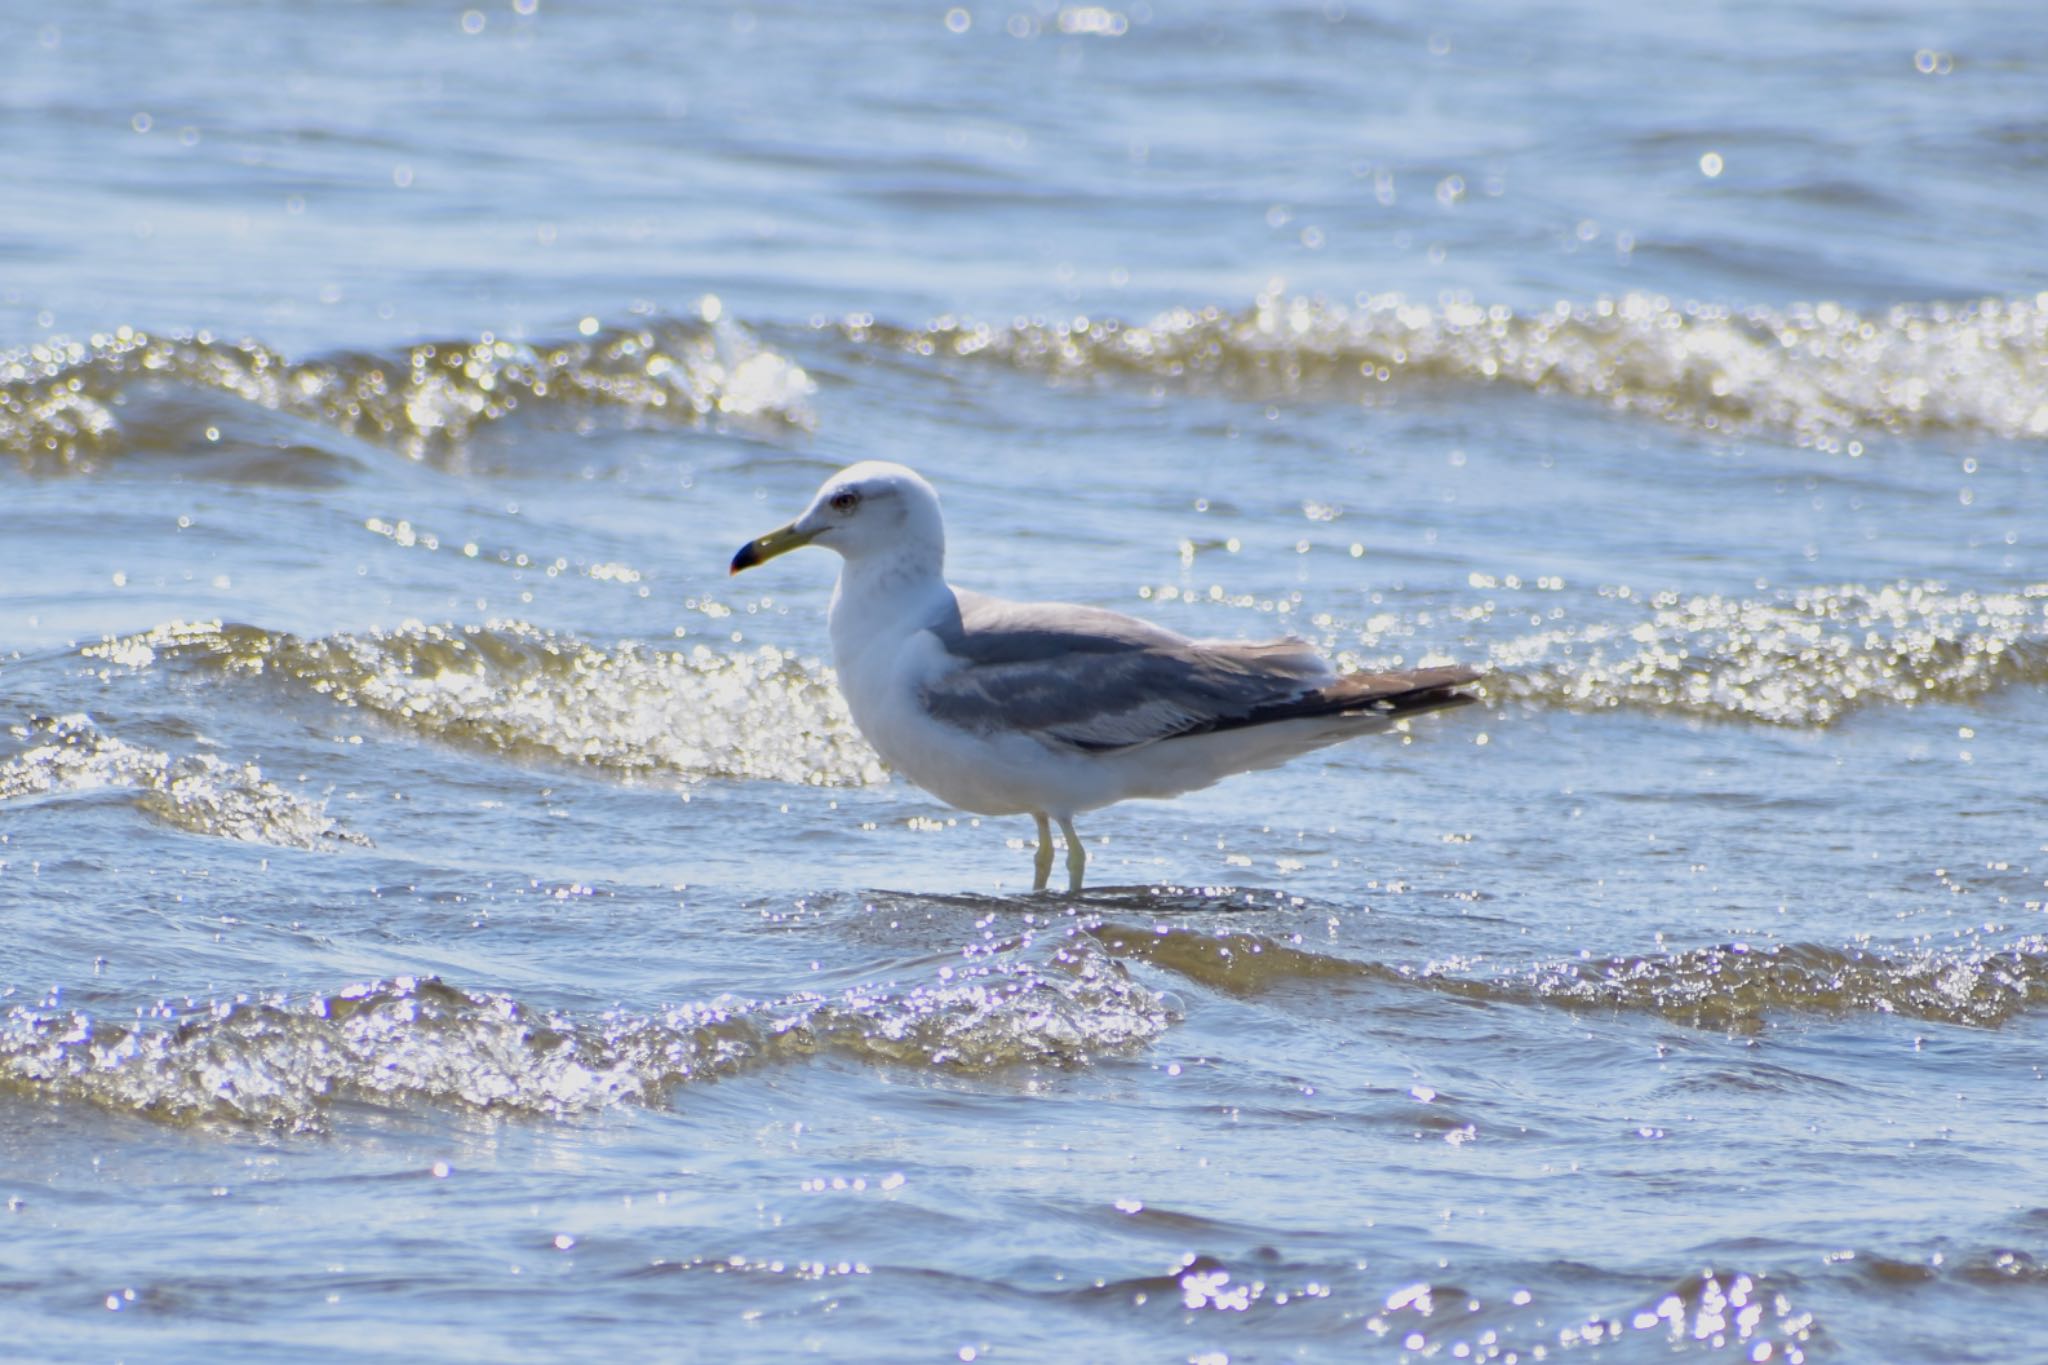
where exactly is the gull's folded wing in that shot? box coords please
[920,589,1476,754]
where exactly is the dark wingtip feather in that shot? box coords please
[1186,664,1482,738]
[1315,665,1482,721]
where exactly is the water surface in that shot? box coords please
[4,1,2048,1359]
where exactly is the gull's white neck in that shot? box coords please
[828,543,949,664]
[824,540,952,784]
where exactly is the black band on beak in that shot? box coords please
[729,522,817,575]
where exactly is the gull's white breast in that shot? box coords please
[835,623,1089,816]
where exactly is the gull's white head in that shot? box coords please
[730,461,945,576]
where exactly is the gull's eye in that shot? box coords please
[830,490,861,515]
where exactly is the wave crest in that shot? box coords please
[0,944,1167,1131]
[1093,922,2048,1028]
[88,619,884,788]
[847,289,2048,443]
[1473,579,2048,726]
[0,314,813,469]
[0,713,366,850]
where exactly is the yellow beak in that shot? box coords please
[729,521,819,575]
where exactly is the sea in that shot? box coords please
[3,1,2047,1359]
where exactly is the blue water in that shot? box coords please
[5,2,2048,1360]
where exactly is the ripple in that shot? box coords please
[1056,1253,1818,1362]
[0,713,366,850]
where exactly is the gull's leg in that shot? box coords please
[1032,813,1054,892]
[1057,815,1086,893]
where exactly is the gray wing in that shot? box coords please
[921,589,1473,754]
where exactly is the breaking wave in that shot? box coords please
[0,942,1166,1131]
[1472,579,2048,726]
[0,308,813,470]
[0,713,366,850]
[843,288,2048,445]
[12,286,2043,473]
[1156,575,2046,727]
[84,619,885,788]
[1092,922,2048,1029]
[71,574,2048,817]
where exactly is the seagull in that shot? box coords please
[730,462,1478,892]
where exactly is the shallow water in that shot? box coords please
[4,1,2048,1359]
